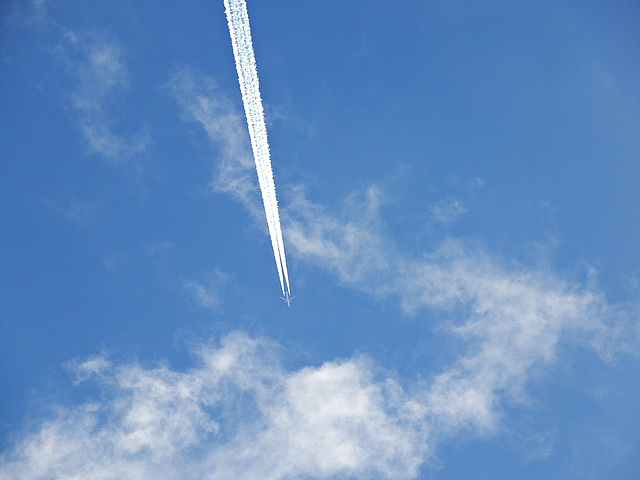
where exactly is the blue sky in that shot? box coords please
[1,0,639,478]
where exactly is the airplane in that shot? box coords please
[280,292,296,307]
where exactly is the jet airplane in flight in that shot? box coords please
[281,292,295,307]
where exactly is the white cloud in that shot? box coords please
[3,0,50,29]
[168,68,262,218]
[170,73,638,434]
[428,197,467,224]
[0,333,427,480]
[34,196,95,224]
[519,430,557,464]
[1,179,637,478]
[285,185,393,292]
[284,187,638,436]
[184,269,231,311]
[205,356,427,480]
[155,66,640,477]
[58,30,150,162]
[184,279,222,310]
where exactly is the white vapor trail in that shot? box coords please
[224,0,291,296]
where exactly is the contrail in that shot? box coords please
[224,0,291,296]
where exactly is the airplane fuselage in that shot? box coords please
[280,293,295,307]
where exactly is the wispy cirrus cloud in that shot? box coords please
[3,0,50,30]
[34,195,95,224]
[285,185,638,437]
[1,81,637,478]
[168,67,262,218]
[60,67,637,478]
[428,197,467,225]
[57,30,149,162]
[171,70,638,437]
[184,268,232,311]
[6,6,149,162]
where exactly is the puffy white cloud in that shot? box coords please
[205,356,427,480]
[0,333,427,480]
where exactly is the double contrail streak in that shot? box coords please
[224,0,291,296]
